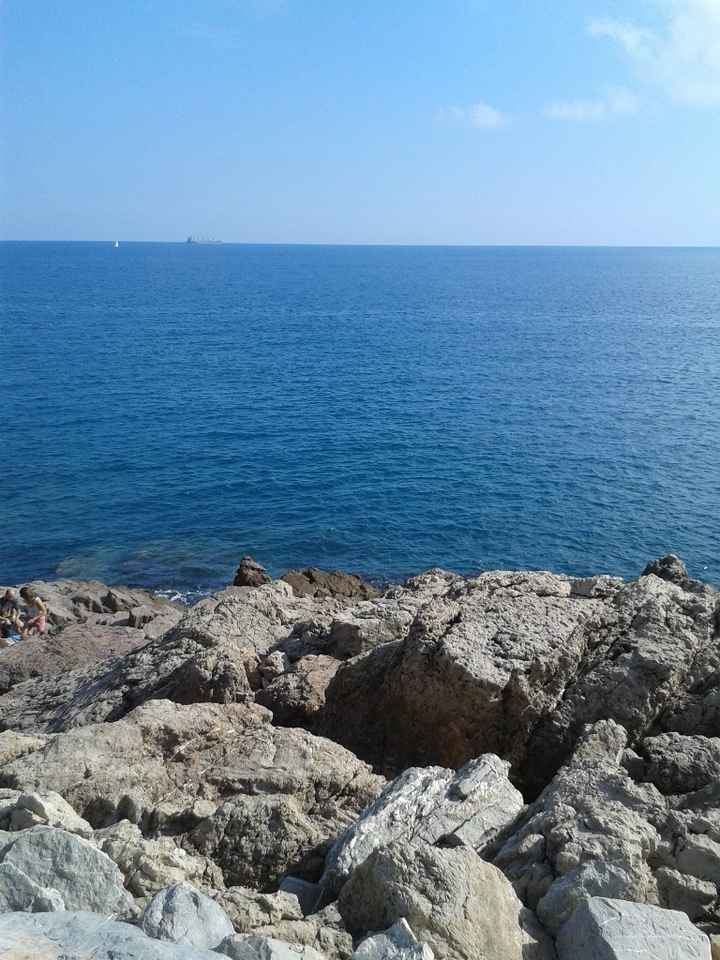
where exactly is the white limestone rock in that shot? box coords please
[353,920,434,960]
[322,755,523,895]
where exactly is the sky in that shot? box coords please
[1,0,719,244]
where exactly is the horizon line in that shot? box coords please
[2,239,720,249]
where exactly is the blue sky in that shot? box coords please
[1,0,718,243]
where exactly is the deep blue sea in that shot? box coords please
[1,242,719,594]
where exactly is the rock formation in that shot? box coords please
[0,556,717,958]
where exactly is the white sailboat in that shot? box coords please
[113,240,119,248]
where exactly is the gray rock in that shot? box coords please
[95,819,224,898]
[556,897,711,959]
[353,920,433,960]
[213,889,353,960]
[1,825,136,916]
[0,861,64,913]
[218,933,327,960]
[338,840,543,960]
[629,733,720,795]
[656,866,717,920]
[322,755,523,895]
[279,878,321,915]
[0,910,225,959]
[494,722,666,928]
[142,881,235,949]
[8,791,92,837]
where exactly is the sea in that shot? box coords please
[1,242,719,596]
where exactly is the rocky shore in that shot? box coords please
[0,554,718,958]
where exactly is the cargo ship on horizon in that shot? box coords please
[186,236,223,244]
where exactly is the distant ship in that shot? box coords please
[186,236,223,245]
[113,240,119,248]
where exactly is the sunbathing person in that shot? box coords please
[19,587,48,639]
[0,589,22,646]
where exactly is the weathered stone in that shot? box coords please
[319,571,608,782]
[629,733,720,795]
[494,722,666,929]
[0,861,64,913]
[642,554,691,584]
[339,840,541,960]
[656,866,717,920]
[0,910,225,959]
[353,920,434,960]
[279,877,321,915]
[142,881,235,949]
[0,700,383,890]
[281,569,378,601]
[212,890,351,960]
[234,557,272,589]
[8,791,92,836]
[1,825,136,916]
[95,819,224,898]
[322,755,523,896]
[0,583,342,734]
[556,896,711,959]
[257,656,341,726]
[219,933,327,960]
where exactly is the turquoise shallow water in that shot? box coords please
[1,242,719,592]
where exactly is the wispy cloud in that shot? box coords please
[545,87,640,121]
[441,101,508,129]
[589,0,720,107]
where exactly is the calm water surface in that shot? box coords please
[2,242,719,592]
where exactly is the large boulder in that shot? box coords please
[338,840,548,960]
[556,897,711,959]
[321,755,523,896]
[0,699,384,890]
[0,825,136,916]
[0,910,224,959]
[142,881,234,948]
[318,569,718,794]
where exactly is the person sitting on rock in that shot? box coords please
[0,589,23,646]
[19,587,47,639]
